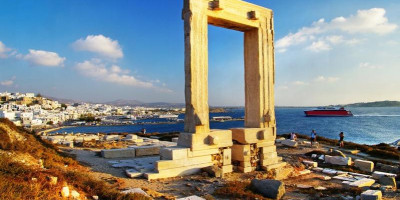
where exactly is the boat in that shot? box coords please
[304,107,353,117]
[159,114,179,120]
[211,116,232,122]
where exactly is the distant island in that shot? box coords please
[340,100,400,107]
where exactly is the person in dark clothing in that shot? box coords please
[339,132,344,148]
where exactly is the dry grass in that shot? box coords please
[0,118,151,200]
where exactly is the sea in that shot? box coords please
[51,107,400,145]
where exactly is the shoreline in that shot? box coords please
[47,124,399,145]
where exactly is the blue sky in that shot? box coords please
[1,0,399,106]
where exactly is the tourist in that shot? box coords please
[290,132,297,141]
[339,132,344,148]
[310,130,317,147]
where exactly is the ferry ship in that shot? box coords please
[304,107,353,117]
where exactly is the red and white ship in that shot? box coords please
[304,107,353,117]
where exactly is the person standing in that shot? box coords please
[310,130,317,147]
[290,132,297,141]
[339,132,344,148]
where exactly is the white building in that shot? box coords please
[0,111,16,120]
[25,93,35,98]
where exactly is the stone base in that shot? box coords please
[145,162,213,180]
[262,162,287,171]
[231,128,284,173]
[178,130,233,151]
[231,128,275,144]
[145,131,234,180]
[145,128,283,179]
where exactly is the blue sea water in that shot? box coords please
[51,107,400,145]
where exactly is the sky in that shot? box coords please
[0,0,400,106]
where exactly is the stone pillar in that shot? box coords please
[244,15,275,130]
[183,0,210,134]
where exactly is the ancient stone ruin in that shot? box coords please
[145,0,285,180]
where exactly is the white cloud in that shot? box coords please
[314,76,339,83]
[293,81,308,85]
[23,49,65,67]
[276,85,289,90]
[75,59,171,93]
[0,41,12,58]
[275,19,324,52]
[359,62,383,69]
[1,76,16,86]
[326,35,343,44]
[72,35,123,59]
[276,8,397,52]
[306,40,331,52]
[330,8,397,35]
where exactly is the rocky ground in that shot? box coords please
[64,137,400,200]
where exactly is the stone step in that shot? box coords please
[260,146,276,154]
[238,166,256,173]
[145,162,213,180]
[156,155,211,171]
[260,157,279,166]
[260,152,278,160]
[135,146,160,157]
[160,146,189,160]
[262,162,287,171]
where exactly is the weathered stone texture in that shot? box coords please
[250,179,285,199]
[101,148,135,158]
[355,159,374,172]
[361,190,382,200]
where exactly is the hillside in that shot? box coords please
[0,118,149,200]
[344,100,400,107]
[104,99,184,108]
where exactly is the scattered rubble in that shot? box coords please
[176,195,205,200]
[250,179,285,200]
[361,190,382,200]
[372,171,397,179]
[61,186,70,198]
[355,159,374,172]
[121,188,149,197]
[324,155,351,166]
[281,139,297,147]
[349,178,376,188]
[379,176,396,187]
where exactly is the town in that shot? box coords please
[0,91,184,129]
